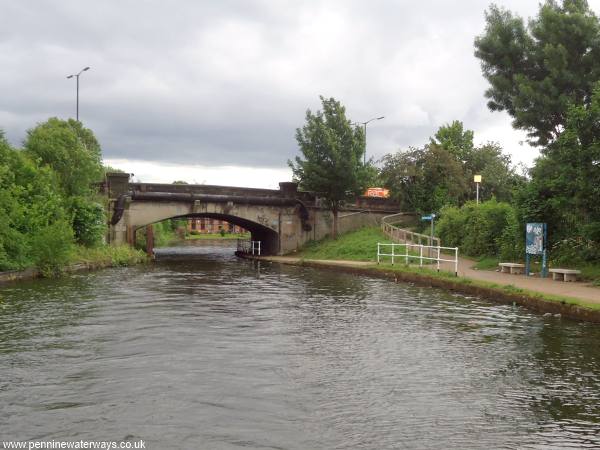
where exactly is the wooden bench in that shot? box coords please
[499,262,525,275]
[549,268,581,282]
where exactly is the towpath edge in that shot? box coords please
[239,254,600,323]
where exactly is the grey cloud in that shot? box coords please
[0,0,585,168]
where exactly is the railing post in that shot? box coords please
[419,244,423,267]
[454,247,458,276]
[258,241,261,256]
[391,243,395,266]
[437,246,441,272]
[377,243,380,264]
[405,244,409,265]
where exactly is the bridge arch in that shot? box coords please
[137,213,280,254]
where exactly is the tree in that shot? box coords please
[430,120,474,162]
[289,96,369,238]
[379,121,521,211]
[516,84,600,261]
[474,0,600,146]
[24,118,103,197]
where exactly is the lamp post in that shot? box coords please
[474,174,482,204]
[355,116,385,164]
[66,66,90,121]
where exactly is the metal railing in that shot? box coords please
[377,242,459,276]
[382,213,440,247]
[237,239,261,255]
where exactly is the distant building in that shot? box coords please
[187,218,246,234]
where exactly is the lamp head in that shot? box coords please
[66,75,74,79]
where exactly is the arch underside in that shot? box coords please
[138,212,280,255]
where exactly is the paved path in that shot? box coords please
[257,256,600,306]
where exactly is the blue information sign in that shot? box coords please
[525,222,547,278]
[526,223,545,255]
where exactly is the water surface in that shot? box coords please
[1,245,599,449]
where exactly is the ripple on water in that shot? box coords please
[1,246,599,448]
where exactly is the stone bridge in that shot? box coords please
[105,173,404,255]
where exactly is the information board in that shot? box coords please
[526,223,545,255]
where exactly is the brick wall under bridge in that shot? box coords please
[104,173,406,255]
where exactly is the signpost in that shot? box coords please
[421,213,436,244]
[525,222,547,278]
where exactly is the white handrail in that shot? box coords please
[377,242,459,276]
[381,213,440,247]
[237,239,261,256]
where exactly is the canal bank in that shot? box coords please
[0,245,147,284]
[240,254,600,323]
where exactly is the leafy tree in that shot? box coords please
[289,96,370,238]
[515,84,600,261]
[430,120,474,162]
[24,117,103,197]
[474,0,600,146]
[379,121,521,212]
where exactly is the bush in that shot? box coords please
[71,197,106,247]
[30,220,74,277]
[437,199,518,258]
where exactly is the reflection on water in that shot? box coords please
[1,245,599,449]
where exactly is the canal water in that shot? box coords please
[1,245,599,449]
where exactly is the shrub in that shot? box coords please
[30,220,74,277]
[70,197,106,247]
[437,199,518,258]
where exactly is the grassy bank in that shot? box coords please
[296,226,433,264]
[296,227,393,261]
[72,245,148,268]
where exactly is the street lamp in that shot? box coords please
[66,66,90,121]
[356,116,385,164]
[474,174,482,204]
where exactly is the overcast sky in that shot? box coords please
[3,0,599,188]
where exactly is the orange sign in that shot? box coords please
[365,187,390,198]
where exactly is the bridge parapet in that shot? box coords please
[105,172,403,255]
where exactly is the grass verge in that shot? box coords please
[296,226,429,263]
[72,245,148,268]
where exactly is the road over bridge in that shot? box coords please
[104,173,404,255]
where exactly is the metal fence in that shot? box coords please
[381,213,440,247]
[377,242,459,276]
[237,239,261,255]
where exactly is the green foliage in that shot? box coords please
[379,121,521,213]
[437,199,519,259]
[514,85,600,262]
[474,0,600,146]
[430,120,474,162]
[24,118,103,197]
[70,197,106,247]
[30,220,75,277]
[297,226,393,261]
[290,96,372,236]
[73,244,147,267]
